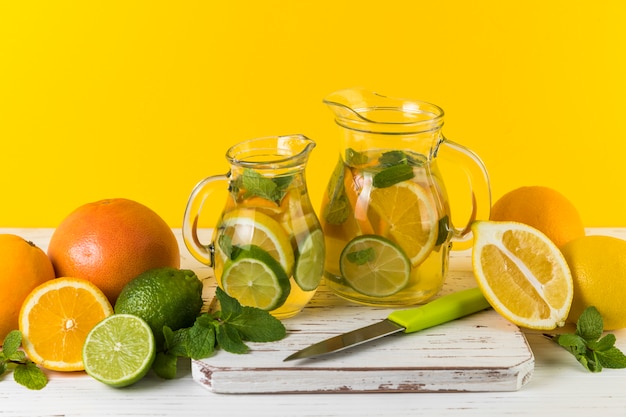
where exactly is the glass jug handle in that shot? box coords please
[436,138,491,245]
[182,174,229,266]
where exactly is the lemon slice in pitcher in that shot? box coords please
[368,181,438,267]
[218,208,294,276]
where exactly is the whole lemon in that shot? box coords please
[560,235,626,330]
[490,186,585,248]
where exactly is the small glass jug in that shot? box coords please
[182,135,324,319]
[320,88,491,306]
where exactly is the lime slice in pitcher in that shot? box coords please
[340,235,411,297]
[293,229,325,291]
[219,208,295,276]
[221,245,291,311]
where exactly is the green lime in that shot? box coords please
[82,314,156,388]
[221,245,290,311]
[114,267,203,347]
[293,229,325,291]
[339,234,411,297]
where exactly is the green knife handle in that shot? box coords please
[388,287,491,333]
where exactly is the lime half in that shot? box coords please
[221,245,290,311]
[82,314,156,388]
[340,235,411,297]
[294,229,325,291]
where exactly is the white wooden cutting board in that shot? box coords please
[192,264,534,394]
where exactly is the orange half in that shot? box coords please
[19,277,114,371]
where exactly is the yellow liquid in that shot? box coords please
[320,150,452,306]
[213,177,322,319]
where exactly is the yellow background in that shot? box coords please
[1,1,625,228]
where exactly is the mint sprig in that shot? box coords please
[544,306,626,372]
[153,287,286,379]
[232,168,293,204]
[0,330,48,390]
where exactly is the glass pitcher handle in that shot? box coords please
[182,174,229,266]
[437,139,491,244]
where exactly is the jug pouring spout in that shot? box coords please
[323,87,445,135]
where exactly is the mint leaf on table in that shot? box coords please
[0,330,48,390]
[544,306,626,372]
[156,287,286,379]
[227,306,287,342]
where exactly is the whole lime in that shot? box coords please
[560,235,626,330]
[114,267,204,346]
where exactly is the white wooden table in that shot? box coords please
[2,228,626,416]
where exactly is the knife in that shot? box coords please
[283,287,491,361]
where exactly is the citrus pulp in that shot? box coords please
[471,221,573,330]
[19,277,114,371]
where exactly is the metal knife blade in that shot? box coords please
[283,287,490,362]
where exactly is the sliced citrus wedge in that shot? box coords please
[368,180,438,266]
[340,234,411,297]
[471,220,573,330]
[19,277,114,371]
[217,208,294,276]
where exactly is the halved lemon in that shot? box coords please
[471,220,573,330]
[217,208,294,276]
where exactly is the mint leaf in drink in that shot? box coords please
[323,158,351,225]
[237,168,292,204]
[345,148,369,165]
[379,150,409,167]
[0,330,48,390]
[544,306,626,372]
[372,164,414,188]
[346,247,375,265]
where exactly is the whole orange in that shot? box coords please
[47,198,180,304]
[0,234,55,340]
[490,186,585,248]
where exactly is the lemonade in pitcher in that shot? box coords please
[212,172,325,319]
[183,135,325,319]
[320,88,491,307]
[321,148,452,306]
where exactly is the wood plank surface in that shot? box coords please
[192,265,534,393]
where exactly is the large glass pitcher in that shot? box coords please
[320,88,491,306]
[182,135,325,319]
